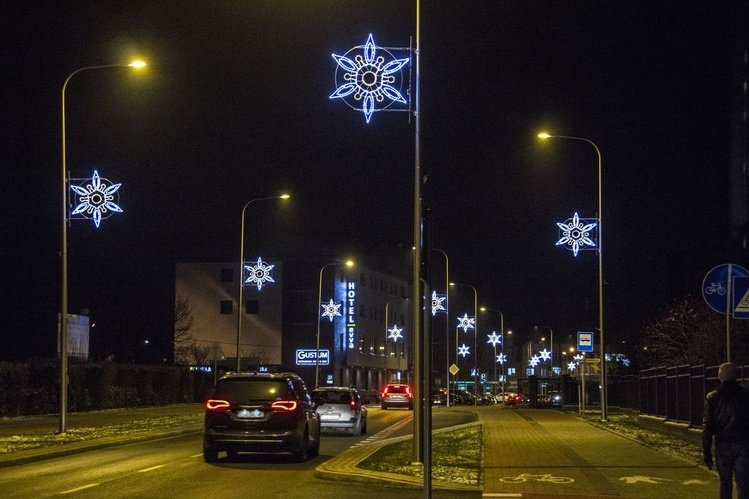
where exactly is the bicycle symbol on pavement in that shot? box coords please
[704,282,726,295]
[500,473,575,484]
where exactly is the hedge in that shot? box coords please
[0,358,214,417]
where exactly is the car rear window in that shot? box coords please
[387,385,408,393]
[313,390,352,403]
[214,379,294,402]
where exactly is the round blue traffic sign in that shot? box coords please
[702,264,749,314]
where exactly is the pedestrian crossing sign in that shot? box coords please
[733,276,749,318]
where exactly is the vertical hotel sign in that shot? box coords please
[346,281,356,349]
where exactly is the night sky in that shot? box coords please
[1,1,739,363]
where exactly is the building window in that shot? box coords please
[221,268,234,282]
[379,339,385,356]
[220,300,233,314]
[245,300,259,315]
[369,337,375,355]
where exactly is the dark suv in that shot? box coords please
[203,372,321,462]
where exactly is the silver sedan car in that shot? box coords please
[311,387,368,436]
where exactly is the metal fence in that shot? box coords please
[610,364,748,427]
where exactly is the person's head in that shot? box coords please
[718,362,739,382]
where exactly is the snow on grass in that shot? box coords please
[578,410,704,465]
[0,414,203,453]
[357,424,481,485]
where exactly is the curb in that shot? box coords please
[314,421,481,491]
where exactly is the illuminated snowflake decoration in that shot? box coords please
[528,355,540,367]
[321,299,341,322]
[329,33,410,123]
[622,357,631,368]
[567,362,577,371]
[458,344,470,357]
[457,313,475,332]
[573,354,584,362]
[496,353,507,364]
[388,325,403,341]
[243,257,275,291]
[539,348,552,361]
[431,291,446,316]
[487,331,502,347]
[69,170,122,227]
[556,212,597,256]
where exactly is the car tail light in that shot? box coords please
[406,386,413,398]
[270,400,298,411]
[206,399,230,410]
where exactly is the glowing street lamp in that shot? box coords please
[59,60,147,434]
[236,194,290,372]
[315,260,354,387]
[538,131,606,420]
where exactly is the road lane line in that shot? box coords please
[137,465,166,473]
[60,483,99,494]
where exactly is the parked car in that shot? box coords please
[311,387,367,435]
[203,371,321,462]
[380,383,413,410]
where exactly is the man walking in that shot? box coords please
[703,362,749,498]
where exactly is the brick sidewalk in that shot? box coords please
[480,407,719,498]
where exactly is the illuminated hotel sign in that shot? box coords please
[346,281,356,349]
[295,349,330,366]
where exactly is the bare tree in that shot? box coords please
[174,295,198,365]
[640,295,749,368]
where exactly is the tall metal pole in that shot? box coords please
[60,63,140,435]
[236,195,288,373]
[452,283,477,405]
[433,249,449,406]
[412,0,425,468]
[315,263,336,388]
[538,133,606,420]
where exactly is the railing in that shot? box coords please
[610,364,748,427]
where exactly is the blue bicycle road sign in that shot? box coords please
[702,264,749,314]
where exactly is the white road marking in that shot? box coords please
[137,465,166,473]
[60,483,99,494]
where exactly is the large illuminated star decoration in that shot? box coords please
[538,348,552,361]
[458,344,470,357]
[431,291,446,316]
[388,325,403,341]
[487,331,502,347]
[69,170,123,227]
[321,299,341,321]
[556,212,597,256]
[496,353,507,364]
[528,355,540,367]
[329,33,410,123]
[567,362,577,371]
[457,313,475,332]
[243,257,275,291]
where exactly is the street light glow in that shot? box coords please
[128,60,147,68]
[538,132,551,139]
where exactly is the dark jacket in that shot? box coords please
[702,380,749,452]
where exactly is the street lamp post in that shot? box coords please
[60,61,146,435]
[236,195,289,373]
[481,307,504,397]
[534,325,554,373]
[538,132,606,420]
[315,260,354,388]
[450,282,478,405]
[432,249,449,406]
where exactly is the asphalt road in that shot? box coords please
[0,407,478,499]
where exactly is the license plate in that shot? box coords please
[321,414,340,421]
[237,408,263,419]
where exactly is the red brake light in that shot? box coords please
[271,401,298,411]
[206,399,230,410]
